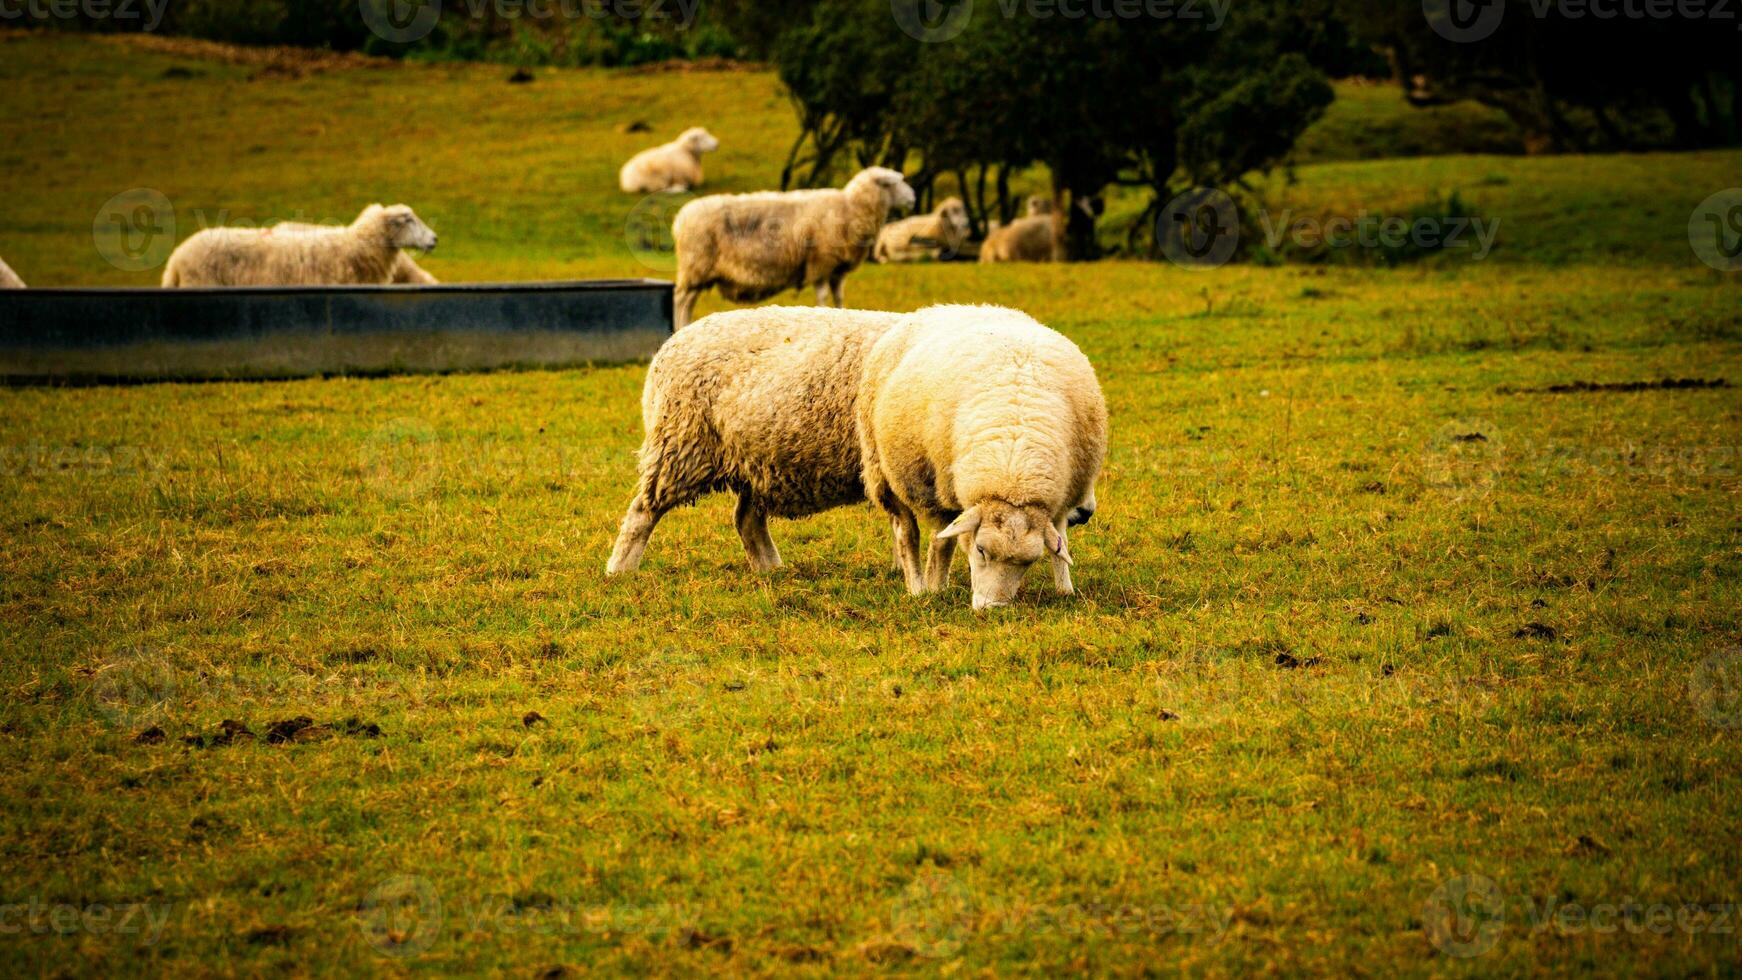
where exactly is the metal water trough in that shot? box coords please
[0,279,674,383]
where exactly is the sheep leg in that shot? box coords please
[890,508,926,595]
[734,493,782,572]
[813,281,831,307]
[672,286,700,330]
[890,516,904,573]
[828,274,845,309]
[1051,517,1074,595]
[924,534,957,593]
[606,496,666,575]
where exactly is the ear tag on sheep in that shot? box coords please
[1045,525,1074,566]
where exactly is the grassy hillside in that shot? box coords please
[1,29,1740,977]
[3,31,1737,287]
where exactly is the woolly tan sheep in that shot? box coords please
[606,305,906,575]
[670,167,916,329]
[858,304,1107,609]
[160,204,437,287]
[619,127,720,194]
[874,196,970,263]
[272,221,438,284]
[978,197,1056,263]
[0,256,22,288]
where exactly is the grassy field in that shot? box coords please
[3,29,1742,976]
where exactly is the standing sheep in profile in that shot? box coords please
[0,256,23,288]
[160,204,437,287]
[858,304,1107,610]
[979,196,1056,263]
[606,305,905,575]
[619,127,721,194]
[670,167,915,329]
[874,196,970,263]
[272,221,438,284]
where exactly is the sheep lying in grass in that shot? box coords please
[670,167,915,329]
[858,304,1107,609]
[979,196,1056,263]
[874,196,970,263]
[0,256,22,288]
[160,204,437,287]
[619,127,720,194]
[606,305,905,575]
[272,221,438,284]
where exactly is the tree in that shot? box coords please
[767,0,1333,258]
[1340,0,1739,151]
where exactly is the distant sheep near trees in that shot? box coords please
[619,127,720,194]
[669,167,915,328]
[160,204,437,287]
[979,196,1057,263]
[874,196,970,262]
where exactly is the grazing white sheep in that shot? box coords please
[979,197,1056,263]
[272,221,438,284]
[0,256,22,288]
[858,304,1108,609]
[606,305,905,575]
[874,196,970,262]
[619,127,721,194]
[670,167,915,329]
[160,204,437,287]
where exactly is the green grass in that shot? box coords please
[3,29,1742,976]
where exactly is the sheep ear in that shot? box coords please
[1044,524,1073,566]
[936,507,981,541]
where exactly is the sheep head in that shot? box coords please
[936,197,970,239]
[363,204,439,253]
[936,500,1069,610]
[1025,196,1055,217]
[680,127,720,155]
[847,167,916,215]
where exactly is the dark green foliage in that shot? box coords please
[766,0,1338,258]
[1338,0,1740,151]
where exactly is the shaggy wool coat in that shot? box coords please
[858,304,1107,527]
[629,305,906,518]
